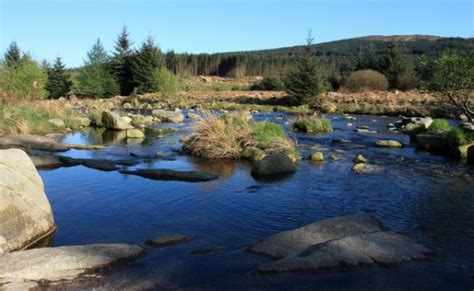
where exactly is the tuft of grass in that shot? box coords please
[183,113,296,160]
[447,128,474,147]
[292,115,332,133]
[429,119,451,132]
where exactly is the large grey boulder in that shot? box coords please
[0,244,143,285]
[0,149,56,255]
[102,111,132,130]
[250,214,432,274]
[152,109,184,123]
[251,154,297,179]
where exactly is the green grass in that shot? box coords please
[292,116,332,133]
[429,119,451,132]
[447,128,474,147]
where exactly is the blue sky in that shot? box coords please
[1,0,472,67]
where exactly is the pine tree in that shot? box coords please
[112,26,134,95]
[4,42,21,68]
[130,36,164,93]
[285,31,325,108]
[381,44,418,90]
[75,39,119,98]
[46,57,72,98]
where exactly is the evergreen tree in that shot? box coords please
[74,39,119,98]
[4,42,21,68]
[112,26,134,95]
[130,36,164,93]
[46,57,72,98]
[285,31,325,108]
[381,44,418,90]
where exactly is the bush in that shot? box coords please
[250,76,285,91]
[429,119,451,132]
[183,113,296,160]
[447,128,474,147]
[292,115,332,133]
[0,57,48,100]
[74,65,119,98]
[151,67,178,97]
[343,69,389,92]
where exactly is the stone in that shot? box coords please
[152,109,184,123]
[344,115,356,120]
[145,234,191,247]
[328,154,341,161]
[101,111,132,130]
[70,117,92,127]
[250,215,432,274]
[145,127,178,137]
[29,154,64,169]
[187,112,203,120]
[401,116,433,129]
[189,247,219,255]
[352,162,366,173]
[251,154,297,179]
[58,156,138,172]
[126,128,145,139]
[241,146,266,162]
[67,144,106,150]
[0,135,69,152]
[375,140,403,148]
[0,149,56,255]
[416,132,450,153]
[310,152,324,162]
[48,118,65,127]
[0,244,143,284]
[451,143,474,160]
[353,154,368,163]
[120,169,219,182]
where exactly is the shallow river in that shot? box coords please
[38,112,474,290]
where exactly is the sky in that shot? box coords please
[1,0,472,67]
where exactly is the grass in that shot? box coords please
[447,128,474,147]
[292,115,332,133]
[0,100,83,135]
[429,119,451,132]
[183,113,296,160]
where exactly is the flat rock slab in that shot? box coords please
[250,215,432,274]
[146,234,192,247]
[29,154,64,169]
[59,156,138,172]
[0,135,69,152]
[0,244,143,284]
[120,169,219,182]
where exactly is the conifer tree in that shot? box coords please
[130,36,164,93]
[112,26,134,95]
[46,57,72,98]
[4,42,21,68]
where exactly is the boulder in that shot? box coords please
[310,152,324,162]
[145,234,192,247]
[0,244,143,284]
[328,154,341,161]
[48,118,65,127]
[251,154,297,179]
[152,110,184,123]
[120,169,219,183]
[187,112,203,120]
[250,214,432,274]
[241,146,265,162]
[58,156,138,172]
[29,154,64,169]
[401,116,433,129]
[375,140,403,148]
[0,135,69,152]
[126,128,145,139]
[353,154,368,163]
[102,111,132,130]
[416,132,450,153]
[352,162,366,172]
[451,143,474,160]
[70,117,91,127]
[0,149,56,255]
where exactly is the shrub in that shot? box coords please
[250,76,285,91]
[429,119,451,132]
[292,115,332,133]
[447,128,474,147]
[151,67,178,97]
[183,113,296,160]
[0,57,48,100]
[343,69,389,92]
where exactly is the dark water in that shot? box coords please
[38,112,474,290]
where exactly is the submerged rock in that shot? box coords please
[58,156,138,172]
[416,132,450,153]
[152,109,184,123]
[352,162,366,173]
[250,214,432,274]
[375,140,403,148]
[0,149,56,255]
[120,169,219,182]
[0,244,143,284]
[146,234,192,247]
[251,154,297,179]
[29,153,64,169]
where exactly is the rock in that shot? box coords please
[187,112,202,120]
[145,127,177,137]
[241,146,265,162]
[402,116,433,129]
[328,154,341,161]
[0,244,143,284]
[67,144,106,150]
[357,128,377,133]
[357,125,369,130]
[416,132,450,153]
[250,215,385,258]
[468,145,474,164]
[459,114,469,122]
[122,116,133,124]
[0,149,56,255]
[310,152,324,162]
[352,162,366,173]
[48,118,65,127]
[120,169,219,182]
[102,111,132,130]
[0,135,69,152]
[375,140,403,148]
[70,117,91,127]
[405,123,420,132]
[331,138,350,144]
[152,110,184,123]
[451,143,474,160]
[29,154,64,169]
[122,102,132,109]
[189,247,219,255]
[353,154,368,163]
[126,129,145,139]
[58,156,138,172]
[145,234,191,247]
[250,214,432,274]
[251,154,297,179]
[459,122,474,131]
[344,115,356,120]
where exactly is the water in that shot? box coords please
[38,113,474,290]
